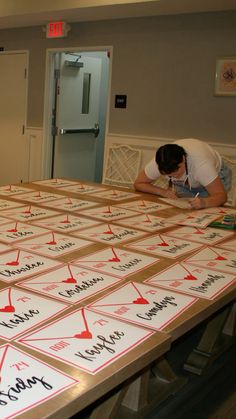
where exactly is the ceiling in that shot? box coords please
[0,0,235,29]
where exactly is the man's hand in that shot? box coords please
[189,196,205,209]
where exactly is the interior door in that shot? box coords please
[0,52,28,186]
[53,53,103,181]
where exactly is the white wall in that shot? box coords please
[0,11,235,146]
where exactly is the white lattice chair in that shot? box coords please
[222,155,236,206]
[102,145,142,188]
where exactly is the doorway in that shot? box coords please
[0,51,28,186]
[43,48,111,183]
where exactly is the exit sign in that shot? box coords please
[46,21,68,38]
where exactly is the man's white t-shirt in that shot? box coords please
[144,139,222,189]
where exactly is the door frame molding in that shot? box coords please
[42,45,113,179]
[0,49,29,128]
[0,49,29,183]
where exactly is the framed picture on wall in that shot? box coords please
[215,57,236,96]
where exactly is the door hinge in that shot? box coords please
[24,68,27,79]
[54,69,60,79]
[22,125,25,135]
[51,126,58,136]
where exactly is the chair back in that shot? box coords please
[222,156,236,206]
[103,145,141,188]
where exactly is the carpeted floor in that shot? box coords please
[145,325,236,419]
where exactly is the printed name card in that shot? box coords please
[217,237,236,251]
[45,197,98,212]
[18,264,122,304]
[14,190,63,203]
[145,262,236,299]
[0,242,10,254]
[185,246,236,275]
[116,214,172,232]
[0,215,12,225]
[93,189,139,201]
[0,287,68,340]
[116,200,171,213]
[0,185,35,196]
[73,247,159,278]
[32,178,79,188]
[88,282,196,330]
[0,221,47,243]
[81,205,136,221]
[166,225,234,246]
[0,249,63,283]
[0,344,78,418]
[58,183,107,195]
[14,231,92,258]
[200,206,236,215]
[1,205,61,222]
[166,211,221,228]
[158,197,191,209]
[73,223,145,244]
[18,308,154,374]
[0,199,23,210]
[127,234,203,259]
[30,213,100,233]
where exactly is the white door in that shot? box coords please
[53,53,104,182]
[0,52,28,186]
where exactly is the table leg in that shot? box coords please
[89,386,128,419]
[184,303,236,375]
[89,356,186,419]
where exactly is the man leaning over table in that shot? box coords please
[134,138,232,210]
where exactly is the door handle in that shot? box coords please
[59,123,99,138]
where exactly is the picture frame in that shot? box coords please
[215,57,236,96]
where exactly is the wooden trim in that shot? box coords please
[25,126,43,181]
[106,134,236,166]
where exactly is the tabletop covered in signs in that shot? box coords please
[0,179,235,418]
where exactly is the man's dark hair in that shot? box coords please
[155,144,186,174]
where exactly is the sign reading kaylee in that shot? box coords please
[18,308,153,374]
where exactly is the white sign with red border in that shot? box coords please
[0,287,68,340]
[18,308,154,374]
[17,264,122,304]
[14,231,92,258]
[73,246,159,278]
[88,282,196,330]
[145,262,236,299]
[0,344,78,419]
